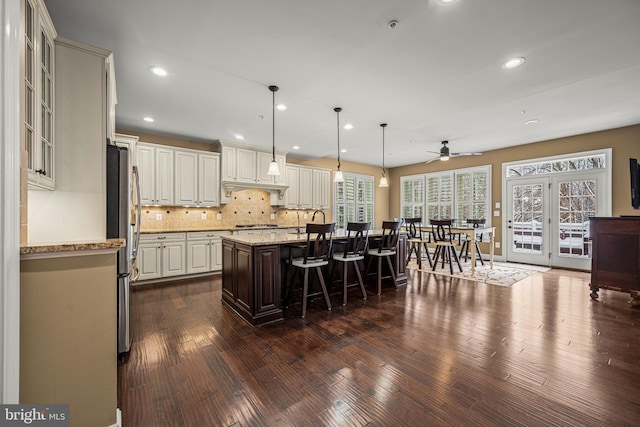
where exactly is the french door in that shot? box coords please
[506,170,608,270]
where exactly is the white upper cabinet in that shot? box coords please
[136,142,174,205]
[257,152,287,185]
[24,0,57,189]
[198,153,220,206]
[236,148,257,183]
[285,164,330,210]
[313,169,330,209]
[175,150,198,205]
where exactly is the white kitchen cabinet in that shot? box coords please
[199,153,220,206]
[284,165,330,210]
[299,167,313,209]
[257,152,287,185]
[174,150,220,207]
[137,233,186,281]
[236,148,257,183]
[136,142,174,205]
[186,231,231,274]
[162,240,186,277]
[313,168,331,209]
[24,0,57,189]
[220,145,236,182]
[137,243,162,281]
[284,165,299,208]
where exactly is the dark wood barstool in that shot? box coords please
[366,220,402,295]
[286,223,335,318]
[332,222,371,305]
[430,219,463,274]
[404,217,433,269]
[460,218,486,266]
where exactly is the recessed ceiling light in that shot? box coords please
[276,104,287,111]
[524,119,539,125]
[292,145,300,150]
[149,66,168,77]
[234,134,245,141]
[143,116,155,123]
[501,57,526,70]
[343,123,354,130]
[341,148,347,153]
[438,0,458,4]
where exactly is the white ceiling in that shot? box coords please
[44,0,640,167]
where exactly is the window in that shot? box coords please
[507,154,605,177]
[401,165,491,225]
[334,173,374,230]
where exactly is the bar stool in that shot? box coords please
[404,217,432,269]
[332,222,370,305]
[287,223,335,318]
[366,220,402,295]
[460,218,485,266]
[430,219,462,274]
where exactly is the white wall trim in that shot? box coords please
[1,0,22,403]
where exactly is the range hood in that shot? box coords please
[221,180,289,200]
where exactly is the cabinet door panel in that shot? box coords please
[236,148,257,183]
[156,148,174,205]
[199,154,220,206]
[299,167,313,209]
[256,151,274,184]
[163,241,185,277]
[187,240,210,274]
[285,166,299,208]
[138,244,161,280]
[136,145,155,204]
[221,146,236,181]
[211,239,223,271]
[175,150,197,205]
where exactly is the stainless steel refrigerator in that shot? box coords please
[106,143,141,354]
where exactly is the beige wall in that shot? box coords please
[389,124,640,256]
[20,252,117,427]
[120,125,640,251]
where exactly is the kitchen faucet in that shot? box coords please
[312,209,325,223]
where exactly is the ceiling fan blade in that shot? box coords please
[451,152,483,157]
[425,157,440,164]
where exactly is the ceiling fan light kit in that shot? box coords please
[426,140,483,163]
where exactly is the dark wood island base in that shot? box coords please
[221,231,407,326]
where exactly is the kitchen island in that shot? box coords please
[221,229,407,326]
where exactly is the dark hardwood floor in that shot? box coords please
[119,268,640,426]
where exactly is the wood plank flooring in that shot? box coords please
[119,269,640,426]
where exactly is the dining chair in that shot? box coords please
[430,219,463,274]
[332,222,370,305]
[366,220,402,294]
[459,218,486,266]
[286,222,335,318]
[404,217,433,269]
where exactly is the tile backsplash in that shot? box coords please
[140,189,325,231]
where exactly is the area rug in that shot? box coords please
[408,259,550,287]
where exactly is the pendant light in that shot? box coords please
[333,107,345,183]
[379,123,389,187]
[266,85,280,176]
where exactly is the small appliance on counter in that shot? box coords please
[106,143,141,354]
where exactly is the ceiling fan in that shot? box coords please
[426,140,482,163]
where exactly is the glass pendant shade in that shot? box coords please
[267,85,281,176]
[267,160,280,176]
[379,176,389,187]
[334,170,344,183]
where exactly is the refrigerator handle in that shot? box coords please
[132,166,142,259]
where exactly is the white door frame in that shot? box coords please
[502,149,612,269]
[1,0,22,404]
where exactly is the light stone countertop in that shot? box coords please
[20,238,125,258]
[222,229,395,247]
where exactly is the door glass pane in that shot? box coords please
[558,180,594,259]
[512,183,543,254]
